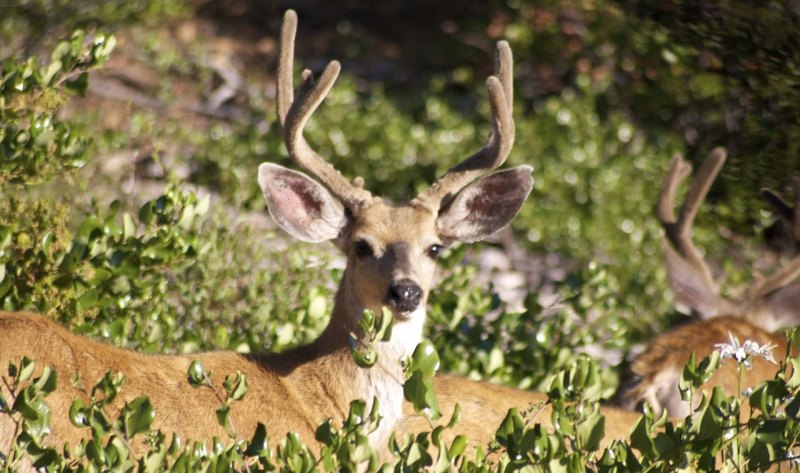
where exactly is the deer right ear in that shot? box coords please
[663,242,727,318]
[437,165,533,243]
[258,163,347,243]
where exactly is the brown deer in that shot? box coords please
[0,9,533,458]
[619,148,796,417]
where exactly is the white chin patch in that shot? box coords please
[390,307,426,358]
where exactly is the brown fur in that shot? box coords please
[622,316,790,417]
[0,311,390,450]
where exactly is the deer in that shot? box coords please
[0,9,534,462]
[618,148,797,417]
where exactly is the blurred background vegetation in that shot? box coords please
[1,0,799,394]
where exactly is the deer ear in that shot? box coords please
[437,165,532,243]
[761,283,800,332]
[663,242,727,318]
[258,163,347,243]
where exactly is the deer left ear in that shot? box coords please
[258,162,347,243]
[437,165,532,243]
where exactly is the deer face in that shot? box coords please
[342,202,440,319]
[259,163,533,324]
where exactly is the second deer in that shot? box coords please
[619,148,797,417]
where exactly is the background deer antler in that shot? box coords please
[657,147,730,318]
[749,177,800,305]
[656,147,800,330]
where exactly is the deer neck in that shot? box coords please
[292,268,425,446]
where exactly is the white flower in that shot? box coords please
[714,331,777,369]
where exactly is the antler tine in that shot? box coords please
[659,148,727,290]
[656,155,693,225]
[760,176,800,242]
[792,176,800,241]
[753,175,800,298]
[414,41,515,211]
[277,10,372,207]
[676,148,726,241]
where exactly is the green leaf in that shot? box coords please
[575,404,605,451]
[227,372,248,401]
[449,434,467,458]
[495,407,524,450]
[77,288,99,312]
[187,360,207,386]
[42,60,63,85]
[755,419,787,444]
[123,396,155,438]
[244,423,269,456]
[216,404,235,438]
[18,357,36,382]
[403,370,440,419]
[445,403,461,429]
[33,367,57,393]
[139,202,154,225]
[406,340,440,379]
[122,212,136,239]
[315,419,335,445]
[307,294,327,320]
[69,398,87,427]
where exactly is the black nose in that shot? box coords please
[387,279,422,313]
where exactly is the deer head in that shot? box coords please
[617,150,798,416]
[258,11,532,345]
[657,148,800,331]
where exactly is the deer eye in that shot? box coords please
[354,240,374,258]
[427,244,444,260]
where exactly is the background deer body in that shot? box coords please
[0,10,533,460]
[621,316,789,417]
[619,149,797,416]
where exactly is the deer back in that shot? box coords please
[620,316,790,417]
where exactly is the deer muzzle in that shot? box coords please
[387,279,423,315]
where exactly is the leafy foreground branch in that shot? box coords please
[2,336,800,472]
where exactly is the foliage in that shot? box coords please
[0,30,114,185]
[0,0,186,56]
[620,0,800,203]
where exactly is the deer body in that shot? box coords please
[0,198,455,454]
[0,311,361,446]
[621,316,789,417]
[1,9,535,464]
